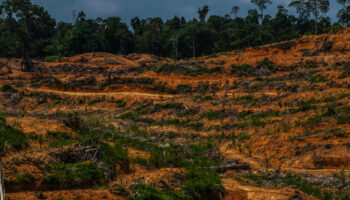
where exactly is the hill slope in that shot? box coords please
[0,28,349,200]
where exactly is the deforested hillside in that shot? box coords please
[0,28,349,200]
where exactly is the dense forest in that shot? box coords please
[0,0,349,61]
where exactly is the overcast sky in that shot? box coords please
[30,0,341,23]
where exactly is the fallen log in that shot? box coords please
[209,163,250,173]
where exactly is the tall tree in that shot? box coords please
[288,0,312,34]
[288,0,311,21]
[337,0,350,24]
[198,5,209,22]
[250,0,272,20]
[77,10,86,21]
[309,0,330,34]
[1,0,34,71]
[308,0,329,35]
[288,0,329,34]
[0,0,55,70]
[231,6,240,18]
[103,17,134,54]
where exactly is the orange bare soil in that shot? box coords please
[0,28,349,200]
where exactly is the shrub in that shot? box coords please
[97,142,130,173]
[257,58,277,73]
[45,162,105,189]
[120,112,137,120]
[238,133,250,142]
[201,111,223,120]
[182,169,224,199]
[310,74,328,83]
[337,114,350,124]
[16,173,35,184]
[138,78,154,85]
[1,84,17,93]
[0,111,28,152]
[49,138,75,148]
[88,98,103,105]
[116,99,127,107]
[231,64,254,77]
[323,23,344,33]
[295,99,316,112]
[302,115,322,127]
[47,131,72,140]
[45,55,62,62]
[113,134,218,169]
[129,183,183,200]
[283,173,332,199]
[128,126,147,136]
[323,42,333,51]
[176,84,192,94]
[63,114,82,129]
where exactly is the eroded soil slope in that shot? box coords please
[0,29,350,200]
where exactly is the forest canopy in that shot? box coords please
[0,0,348,60]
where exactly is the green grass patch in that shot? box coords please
[45,162,105,189]
[201,111,223,120]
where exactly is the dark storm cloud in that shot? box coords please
[31,0,341,23]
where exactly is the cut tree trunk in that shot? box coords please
[0,160,5,200]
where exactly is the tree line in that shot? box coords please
[0,0,349,66]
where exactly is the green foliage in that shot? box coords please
[300,114,322,127]
[231,58,278,77]
[129,183,183,200]
[49,138,75,148]
[175,84,192,94]
[129,169,223,200]
[47,131,75,148]
[235,95,258,106]
[16,173,35,184]
[0,111,28,152]
[244,173,333,199]
[334,169,347,185]
[201,111,223,120]
[182,169,223,199]
[0,0,332,59]
[295,99,316,112]
[47,131,72,140]
[152,63,209,76]
[231,64,255,77]
[283,173,333,199]
[323,23,344,33]
[45,55,62,62]
[238,133,251,142]
[257,58,277,73]
[115,99,127,107]
[97,142,129,172]
[45,162,105,189]
[88,98,103,105]
[1,84,17,93]
[337,113,350,124]
[119,112,154,124]
[310,74,328,83]
[113,134,218,169]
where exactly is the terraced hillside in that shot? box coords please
[0,28,349,200]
